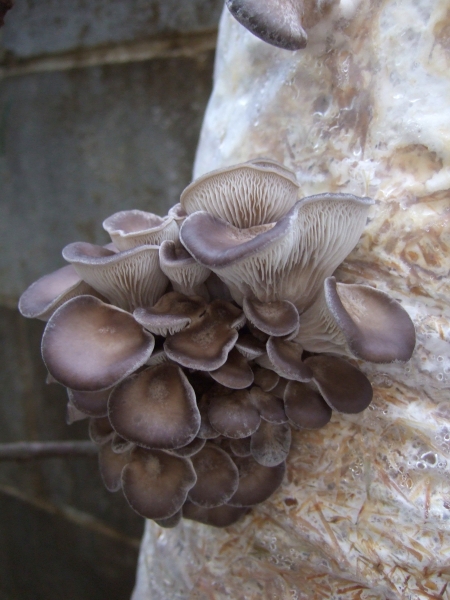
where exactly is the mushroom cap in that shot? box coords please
[208,389,261,439]
[42,295,155,391]
[235,332,266,360]
[284,380,332,429]
[183,502,249,528]
[159,240,211,296]
[154,511,182,529]
[324,277,416,363]
[122,447,197,520]
[228,455,286,507]
[188,445,239,508]
[180,160,299,229]
[210,348,254,389]
[89,416,115,446]
[249,386,287,424]
[225,0,308,50]
[243,297,299,337]
[62,242,168,312]
[250,421,291,467]
[266,336,312,382]
[229,436,252,457]
[305,355,373,414]
[18,264,102,321]
[67,387,111,418]
[253,366,279,392]
[108,364,201,450]
[169,436,206,458]
[103,210,179,251]
[66,400,88,425]
[134,292,207,337]
[98,442,132,492]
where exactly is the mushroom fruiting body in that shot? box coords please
[18,158,415,529]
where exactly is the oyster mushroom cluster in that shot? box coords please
[18,159,415,528]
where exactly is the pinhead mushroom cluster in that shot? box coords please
[18,159,415,528]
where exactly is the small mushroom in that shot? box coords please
[196,393,221,440]
[154,511,182,528]
[42,296,155,391]
[324,277,416,363]
[168,203,187,228]
[249,386,287,424]
[266,336,312,382]
[103,210,178,251]
[98,442,132,492]
[183,502,249,528]
[305,355,373,414]
[62,242,168,312]
[228,455,285,507]
[159,240,211,298]
[253,366,279,392]
[108,364,201,450]
[121,447,197,520]
[188,445,239,508]
[169,437,206,458]
[89,416,115,446]
[210,348,254,389]
[208,389,261,439]
[18,264,102,321]
[235,332,266,360]
[67,387,112,418]
[229,437,252,457]
[284,380,332,429]
[250,421,291,467]
[134,292,207,337]
[66,400,88,425]
[243,297,299,337]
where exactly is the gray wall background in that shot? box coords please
[0,2,221,598]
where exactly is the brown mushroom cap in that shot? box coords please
[225,0,308,50]
[108,364,200,450]
[103,210,179,251]
[210,348,254,389]
[229,436,252,457]
[235,332,266,360]
[197,394,221,440]
[122,447,197,520]
[89,416,115,446]
[169,437,206,458]
[183,502,249,528]
[159,240,211,297]
[154,511,182,528]
[250,421,291,467]
[324,277,416,363]
[62,242,168,312]
[98,442,132,492]
[42,296,155,391]
[284,380,332,429]
[67,387,111,418]
[243,297,299,337]
[249,386,287,424]
[305,355,373,414]
[253,366,279,392]
[228,455,286,507]
[188,445,239,508]
[266,336,312,382]
[18,264,102,322]
[134,292,207,337]
[180,160,299,229]
[208,389,261,439]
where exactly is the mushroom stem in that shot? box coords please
[0,441,98,461]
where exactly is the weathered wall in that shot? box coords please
[0,1,221,598]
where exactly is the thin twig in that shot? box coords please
[0,441,98,460]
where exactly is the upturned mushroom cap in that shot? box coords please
[18,264,102,321]
[42,296,155,391]
[249,386,287,424]
[164,300,244,371]
[108,364,200,450]
[228,455,286,507]
[168,203,187,228]
[180,193,374,307]
[324,277,416,363]
[183,502,249,528]
[180,160,299,229]
[305,355,373,414]
[103,210,179,251]
[208,389,261,439]
[250,421,291,467]
[226,0,308,50]
[210,348,254,389]
[62,242,168,312]
[188,445,239,508]
[284,380,332,429]
[121,447,197,520]
[134,292,207,337]
[266,336,312,382]
[98,442,132,492]
[159,240,211,297]
[243,297,299,337]
[67,387,111,418]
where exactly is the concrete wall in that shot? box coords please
[0,1,221,598]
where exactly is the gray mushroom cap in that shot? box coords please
[226,0,308,50]
[98,442,132,492]
[243,297,299,337]
[42,296,155,391]
[134,292,207,337]
[250,421,291,467]
[67,387,111,418]
[154,511,182,529]
[210,348,254,389]
[188,445,239,508]
[324,277,416,363]
[159,240,211,298]
[103,210,178,251]
[121,447,197,520]
[305,355,373,414]
[266,336,312,382]
[228,455,286,507]
[18,264,102,321]
[284,380,332,429]
[249,386,287,424]
[208,389,261,439]
[89,416,115,446]
[183,502,249,528]
[108,364,201,450]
